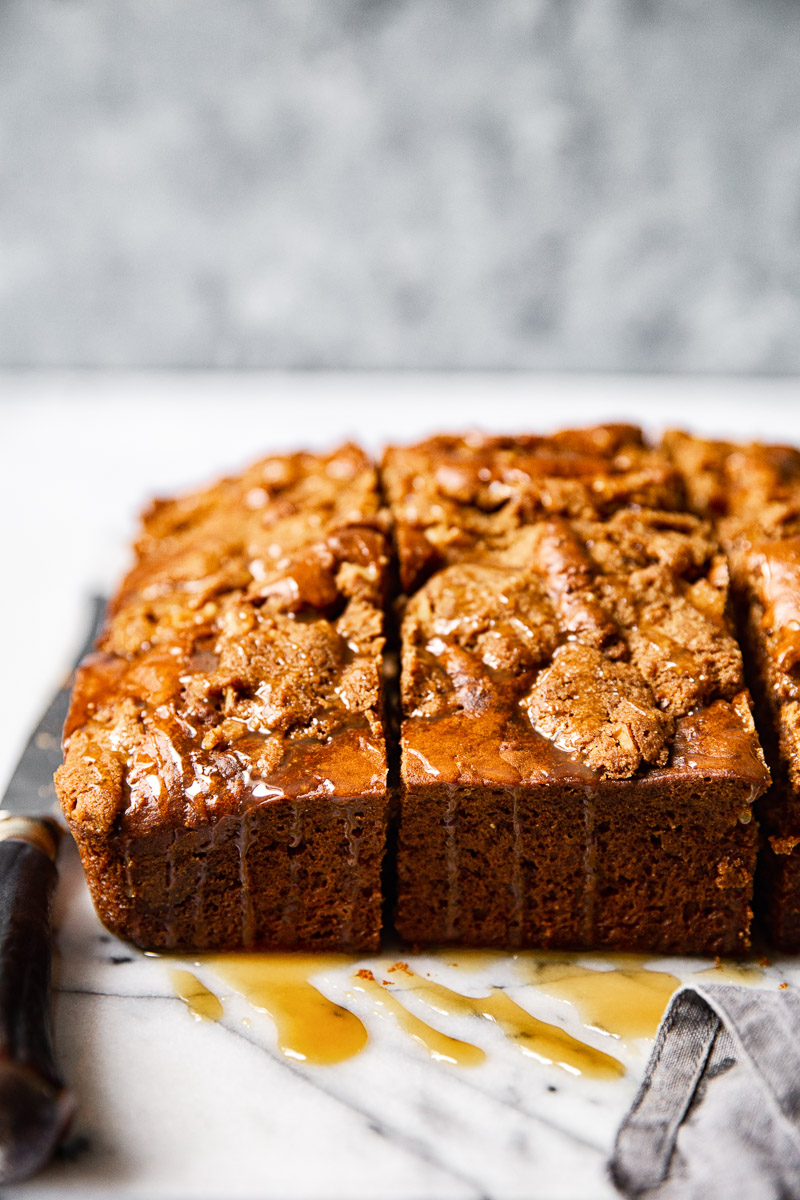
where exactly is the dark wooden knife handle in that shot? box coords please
[0,822,75,1183]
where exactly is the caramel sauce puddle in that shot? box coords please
[170,969,224,1023]
[515,954,681,1041]
[377,963,624,1079]
[349,968,486,1067]
[167,950,763,1073]
[205,953,368,1065]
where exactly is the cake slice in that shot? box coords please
[56,445,391,951]
[663,430,800,949]
[387,431,770,955]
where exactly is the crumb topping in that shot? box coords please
[400,503,746,779]
[524,644,672,778]
[56,445,389,836]
[383,425,684,592]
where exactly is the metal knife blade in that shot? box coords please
[1,594,106,821]
[0,595,105,1184]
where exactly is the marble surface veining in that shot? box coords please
[1,1,799,371]
[5,839,799,1200]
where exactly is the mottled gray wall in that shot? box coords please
[1,0,798,369]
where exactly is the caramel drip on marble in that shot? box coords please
[171,970,223,1023]
[388,966,624,1078]
[517,955,680,1040]
[169,950,741,1072]
[350,970,486,1066]
[206,953,368,1065]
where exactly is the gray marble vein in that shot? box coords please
[0,0,799,371]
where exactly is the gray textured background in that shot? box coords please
[1,0,798,370]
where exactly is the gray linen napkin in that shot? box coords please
[610,983,800,1199]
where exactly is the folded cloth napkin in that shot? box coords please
[610,983,800,1200]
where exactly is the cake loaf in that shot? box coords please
[55,445,391,951]
[384,429,770,955]
[663,431,800,949]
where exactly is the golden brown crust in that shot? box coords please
[57,445,389,835]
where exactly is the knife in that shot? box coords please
[0,596,106,1184]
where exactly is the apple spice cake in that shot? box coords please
[57,426,778,956]
[384,430,770,955]
[55,444,391,951]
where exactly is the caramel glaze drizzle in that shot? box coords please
[204,954,368,1065]
[349,968,486,1067]
[170,969,223,1023]
[515,954,680,1042]
[167,949,759,1076]
[370,962,624,1079]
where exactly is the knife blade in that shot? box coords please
[0,596,106,1184]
